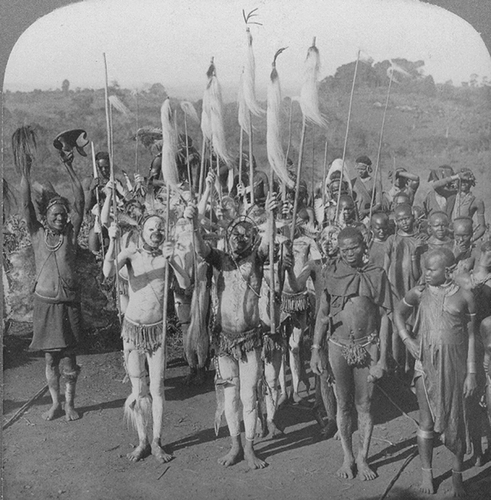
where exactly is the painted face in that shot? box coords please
[320,227,339,256]
[339,236,364,267]
[371,217,389,241]
[46,204,68,233]
[453,222,473,248]
[429,214,449,240]
[142,216,164,248]
[356,162,370,178]
[395,209,414,233]
[229,222,255,255]
[424,255,447,286]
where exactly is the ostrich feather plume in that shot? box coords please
[242,28,263,117]
[299,39,327,128]
[238,70,251,133]
[12,126,37,177]
[160,99,180,187]
[108,95,132,118]
[267,49,294,189]
[180,101,200,124]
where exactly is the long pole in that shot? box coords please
[134,93,139,174]
[248,114,255,206]
[321,139,328,209]
[282,100,294,216]
[161,182,171,371]
[91,142,105,261]
[238,127,244,199]
[369,70,394,222]
[269,168,276,337]
[290,116,307,237]
[103,53,122,321]
[335,50,361,220]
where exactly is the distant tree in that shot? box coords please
[149,83,167,99]
[62,79,70,96]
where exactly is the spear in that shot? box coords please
[91,142,105,261]
[291,37,327,237]
[335,50,372,220]
[368,62,395,222]
[321,139,328,208]
[103,53,122,321]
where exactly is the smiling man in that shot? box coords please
[103,214,190,464]
[19,132,84,422]
[311,227,391,481]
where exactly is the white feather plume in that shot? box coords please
[299,39,327,128]
[242,28,263,117]
[160,99,180,187]
[326,158,354,192]
[108,95,132,118]
[267,49,294,189]
[205,60,230,166]
[201,65,213,141]
[238,70,251,133]
[387,60,412,79]
[180,101,200,124]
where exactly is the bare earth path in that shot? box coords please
[3,334,491,500]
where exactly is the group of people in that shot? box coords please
[18,124,491,497]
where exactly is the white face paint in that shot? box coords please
[142,216,164,248]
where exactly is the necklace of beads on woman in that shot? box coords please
[44,229,64,252]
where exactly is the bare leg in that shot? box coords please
[330,347,355,479]
[42,352,63,421]
[62,355,80,421]
[264,349,284,438]
[415,376,435,494]
[148,346,173,463]
[277,353,288,408]
[354,366,376,481]
[241,349,266,469]
[218,355,243,466]
[289,326,303,402]
[124,344,151,462]
[451,453,466,498]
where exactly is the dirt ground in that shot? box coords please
[3,324,491,500]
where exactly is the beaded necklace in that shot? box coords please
[44,229,64,252]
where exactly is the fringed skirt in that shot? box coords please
[218,326,263,362]
[122,317,164,354]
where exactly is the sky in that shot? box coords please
[4,0,491,100]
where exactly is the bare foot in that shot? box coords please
[320,420,337,440]
[356,458,377,481]
[336,460,355,479]
[65,404,80,421]
[217,443,243,467]
[451,471,466,498]
[151,440,173,463]
[473,453,484,467]
[127,443,150,462]
[267,420,284,439]
[244,448,267,470]
[419,469,435,494]
[42,403,63,421]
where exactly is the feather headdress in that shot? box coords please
[267,48,294,189]
[203,59,230,166]
[160,98,180,188]
[300,38,327,128]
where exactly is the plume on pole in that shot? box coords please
[242,26,263,117]
[108,95,132,118]
[160,98,180,188]
[180,101,200,124]
[203,59,230,166]
[12,126,37,177]
[300,38,327,129]
[238,71,251,133]
[267,48,294,189]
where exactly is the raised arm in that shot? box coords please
[62,155,84,240]
[184,204,211,259]
[19,165,41,234]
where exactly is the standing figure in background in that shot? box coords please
[352,155,381,222]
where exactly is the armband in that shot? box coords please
[466,313,476,317]
[467,362,477,374]
[311,344,322,351]
[402,298,414,308]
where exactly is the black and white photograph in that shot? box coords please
[2,0,491,498]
